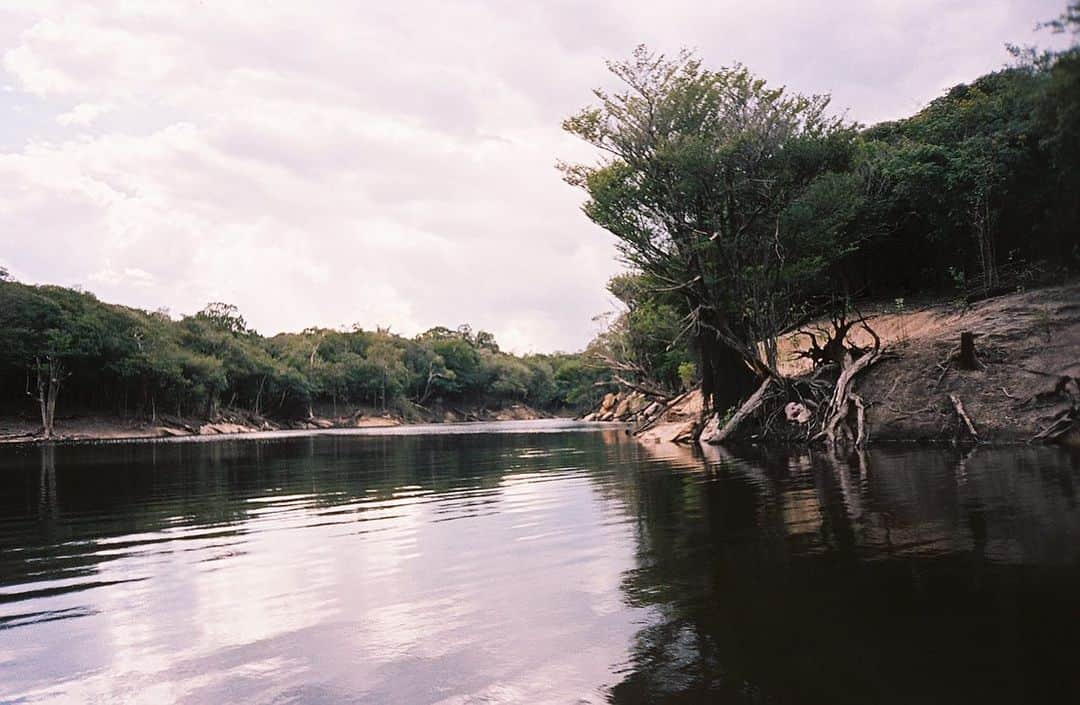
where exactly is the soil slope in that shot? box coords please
[609,280,1080,446]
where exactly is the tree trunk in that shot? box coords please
[957,332,980,371]
[31,356,64,440]
[698,334,717,415]
[46,375,59,435]
[254,375,266,416]
[706,340,760,415]
[36,360,50,439]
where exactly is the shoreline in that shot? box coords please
[0,403,578,448]
[0,417,618,449]
[596,281,1080,449]
[5,281,1077,450]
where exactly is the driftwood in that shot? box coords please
[610,375,674,401]
[1031,408,1079,443]
[1027,375,1079,443]
[948,394,979,443]
[697,314,887,447]
[701,377,776,445]
[634,390,690,434]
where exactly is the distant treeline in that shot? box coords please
[566,8,1080,410]
[0,280,609,437]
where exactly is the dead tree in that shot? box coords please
[793,310,874,370]
[956,332,981,371]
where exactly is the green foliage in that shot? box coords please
[0,280,598,423]
[570,29,1078,404]
[562,49,864,346]
[677,362,696,391]
[563,47,873,407]
[592,273,695,395]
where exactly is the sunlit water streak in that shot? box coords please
[0,421,1078,704]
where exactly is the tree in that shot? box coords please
[196,302,248,335]
[562,47,861,412]
[1039,2,1080,259]
[363,337,408,410]
[0,284,105,437]
[588,273,694,397]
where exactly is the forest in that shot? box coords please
[565,3,1079,436]
[0,282,608,438]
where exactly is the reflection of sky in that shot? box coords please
[0,434,644,704]
[3,436,1079,704]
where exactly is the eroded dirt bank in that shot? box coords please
[595,281,1080,446]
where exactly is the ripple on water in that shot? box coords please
[1,430,1078,704]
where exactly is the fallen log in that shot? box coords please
[633,390,691,435]
[1031,408,1079,443]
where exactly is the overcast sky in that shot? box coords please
[0,1,1067,352]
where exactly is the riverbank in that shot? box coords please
[0,402,563,445]
[599,280,1080,447]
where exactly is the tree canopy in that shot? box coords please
[565,21,1079,411]
[0,281,611,434]
[562,47,873,410]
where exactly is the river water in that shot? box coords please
[1,420,1078,704]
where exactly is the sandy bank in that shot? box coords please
[0,402,558,446]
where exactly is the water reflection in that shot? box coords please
[612,443,1080,704]
[0,425,1077,704]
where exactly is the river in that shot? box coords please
[1,420,1078,704]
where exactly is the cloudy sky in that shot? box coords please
[0,1,1066,352]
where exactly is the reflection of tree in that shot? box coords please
[0,431,629,606]
[607,445,1080,704]
[38,444,58,521]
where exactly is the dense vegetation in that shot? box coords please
[3,4,1077,439]
[0,277,608,437]
[566,4,1080,412]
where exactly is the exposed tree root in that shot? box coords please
[692,312,890,447]
[852,393,868,447]
[814,346,886,447]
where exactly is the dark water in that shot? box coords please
[1,421,1078,704]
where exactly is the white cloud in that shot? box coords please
[56,101,112,126]
[0,0,1066,351]
[88,263,154,287]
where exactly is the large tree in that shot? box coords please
[562,47,863,412]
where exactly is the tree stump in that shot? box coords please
[957,331,980,370]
